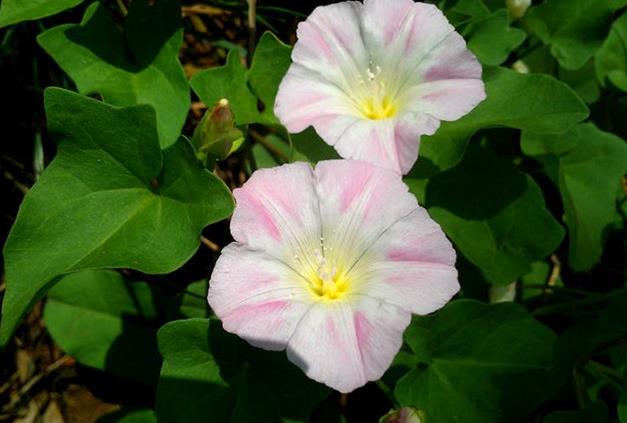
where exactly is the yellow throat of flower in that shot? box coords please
[307,256,350,301]
[355,63,398,120]
[361,96,397,120]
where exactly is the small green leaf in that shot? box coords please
[395,300,558,423]
[0,88,233,347]
[156,319,328,423]
[413,67,588,178]
[448,0,491,23]
[191,31,292,126]
[595,12,627,92]
[252,133,308,169]
[248,32,292,119]
[190,49,261,125]
[467,10,526,66]
[558,60,600,104]
[45,270,163,385]
[178,280,209,319]
[522,123,627,270]
[422,144,564,285]
[520,45,558,74]
[0,0,83,28]
[520,261,554,300]
[525,0,620,70]
[156,318,232,423]
[543,401,608,423]
[37,0,190,148]
[463,67,589,133]
[290,128,340,164]
[444,0,492,27]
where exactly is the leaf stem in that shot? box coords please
[200,235,220,252]
[247,0,257,62]
[586,360,624,387]
[547,254,561,286]
[250,130,290,162]
[243,138,258,173]
[376,380,398,408]
[182,4,227,17]
[116,0,128,16]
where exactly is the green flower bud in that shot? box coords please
[192,98,244,163]
[490,281,517,303]
[512,60,530,74]
[506,0,531,19]
[380,407,423,423]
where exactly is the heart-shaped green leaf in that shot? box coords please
[595,12,627,92]
[467,10,526,66]
[37,0,189,148]
[0,0,83,28]
[395,300,558,423]
[190,31,291,126]
[413,67,588,178]
[420,144,564,285]
[45,270,165,385]
[156,318,328,423]
[0,88,233,347]
[522,123,627,270]
[525,0,621,70]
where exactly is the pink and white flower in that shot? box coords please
[208,160,459,393]
[274,0,486,175]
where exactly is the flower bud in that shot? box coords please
[506,0,531,19]
[512,60,530,74]
[490,281,517,303]
[380,407,423,423]
[192,98,244,163]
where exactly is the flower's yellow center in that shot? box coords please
[308,257,350,301]
[361,96,397,120]
[295,245,350,301]
[355,62,398,120]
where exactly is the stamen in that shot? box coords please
[356,62,397,120]
[317,257,337,284]
[305,240,350,301]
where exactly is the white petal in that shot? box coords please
[292,2,368,90]
[274,64,359,133]
[314,160,418,268]
[230,162,322,267]
[401,79,486,121]
[351,208,460,315]
[286,297,410,393]
[208,243,312,350]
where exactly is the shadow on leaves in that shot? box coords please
[66,0,180,72]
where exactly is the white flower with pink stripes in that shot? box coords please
[208,161,459,392]
[275,0,485,174]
